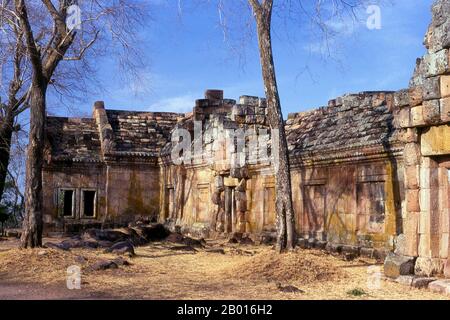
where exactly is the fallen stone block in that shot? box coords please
[343,252,357,261]
[112,257,131,266]
[82,229,130,243]
[167,232,205,248]
[90,260,119,271]
[384,253,416,278]
[395,275,414,286]
[315,241,327,250]
[169,245,197,252]
[412,277,437,289]
[104,241,135,256]
[325,243,343,254]
[138,224,171,241]
[414,257,444,277]
[342,245,360,256]
[429,279,450,295]
[360,248,375,258]
[44,242,71,251]
[74,256,88,265]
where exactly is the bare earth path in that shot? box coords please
[0,282,115,300]
[0,238,448,300]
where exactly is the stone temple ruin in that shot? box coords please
[42,0,450,278]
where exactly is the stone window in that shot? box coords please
[58,189,75,218]
[81,190,97,218]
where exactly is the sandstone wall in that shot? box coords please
[389,0,450,277]
[105,164,161,224]
[291,160,402,250]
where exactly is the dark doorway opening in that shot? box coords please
[83,191,96,217]
[63,190,74,217]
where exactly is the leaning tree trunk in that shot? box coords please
[20,85,47,248]
[253,6,296,251]
[0,111,15,202]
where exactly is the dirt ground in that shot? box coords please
[0,237,448,300]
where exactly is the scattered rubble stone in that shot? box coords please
[169,245,197,252]
[166,232,205,248]
[74,256,88,265]
[325,243,343,254]
[44,242,71,251]
[395,275,414,286]
[429,279,450,295]
[104,241,135,256]
[412,277,437,289]
[112,257,131,266]
[276,283,304,294]
[90,260,119,271]
[384,254,416,278]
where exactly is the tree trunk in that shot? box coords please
[0,111,15,202]
[20,85,47,248]
[253,5,296,251]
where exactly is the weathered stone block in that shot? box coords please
[395,275,414,287]
[406,189,420,212]
[423,99,441,124]
[441,97,450,122]
[415,257,444,277]
[412,277,437,289]
[239,95,259,106]
[421,124,450,156]
[410,105,425,126]
[427,17,450,51]
[394,90,410,108]
[440,233,449,259]
[419,188,431,214]
[342,245,360,255]
[394,234,407,255]
[423,77,441,100]
[384,253,416,278]
[398,107,411,128]
[400,128,419,143]
[431,0,450,28]
[403,213,420,257]
[205,89,223,100]
[441,75,450,98]
[395,275,414,286]
[325,242,343,254]
[429,279,450,295]
[423,50,449,77]
[409,86,423,107]
[403,143,421,166]
[360,247,375,258]
[405,165,420,189]
[444,259,450,278]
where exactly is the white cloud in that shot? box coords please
[147,94,197,113]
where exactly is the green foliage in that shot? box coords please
[347,288,367,297]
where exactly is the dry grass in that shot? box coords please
[227,249,342,284]
[0,238,449,300]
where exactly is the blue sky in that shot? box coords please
[49,0,434,118]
